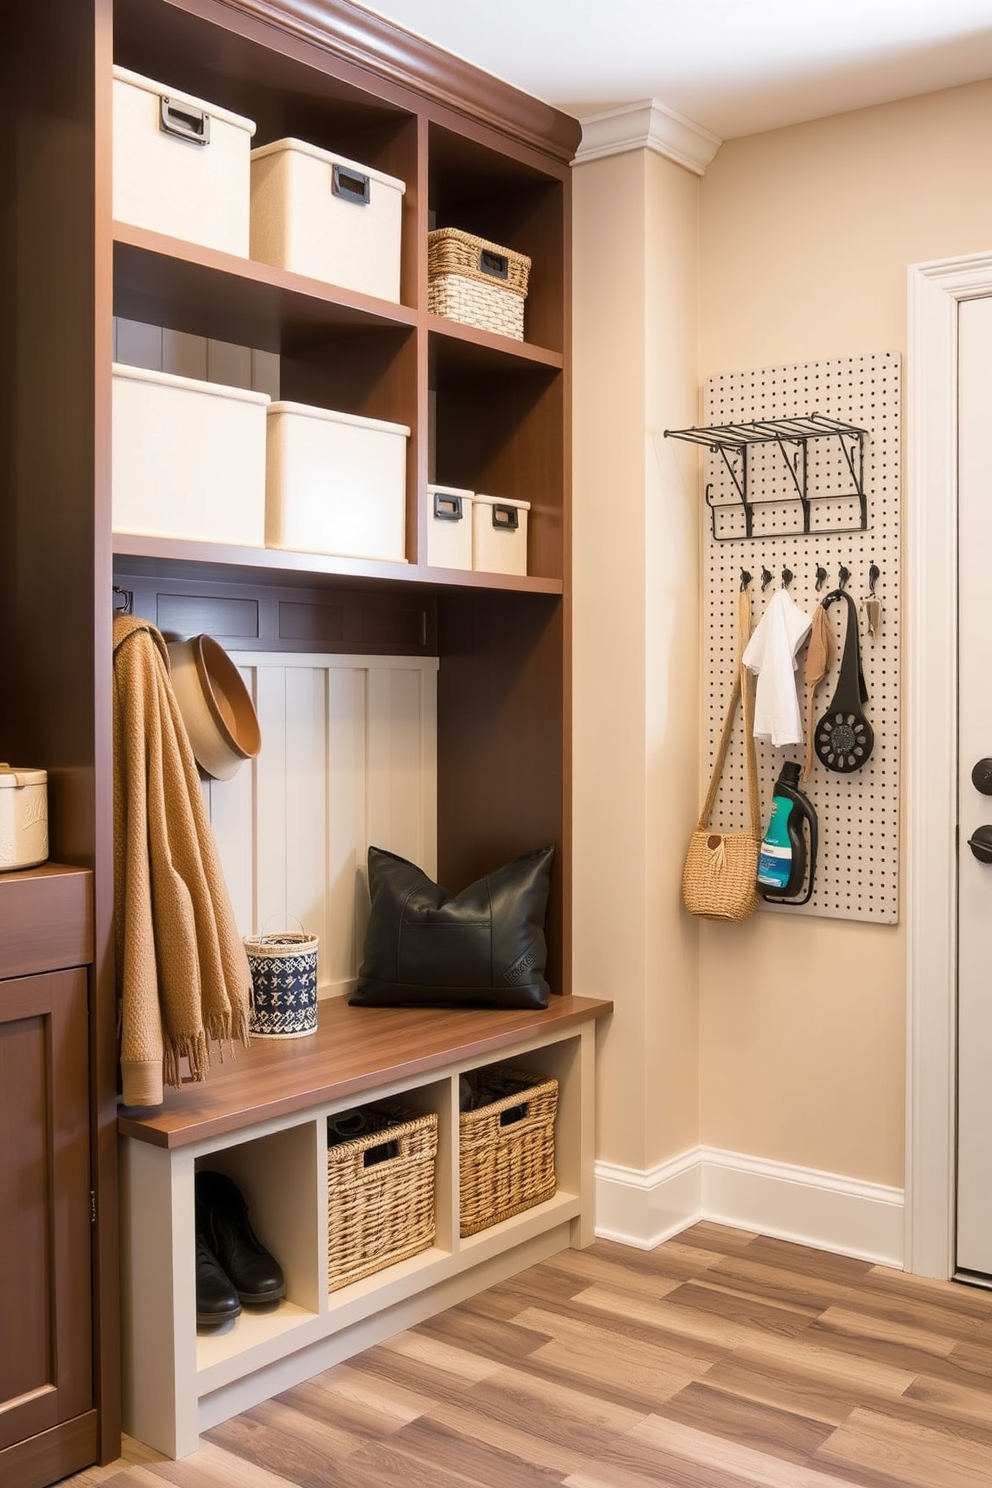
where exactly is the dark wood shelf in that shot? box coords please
[112,532,564,596]
[113,223,417,353]
[428,315,563,374]
[113,225,565,370]
[118,994,611,1149]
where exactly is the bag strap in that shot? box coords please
[697,589,762,835]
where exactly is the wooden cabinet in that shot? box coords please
[0,869,97,1488]
[3,0,584,1475]
[107,1,579,992]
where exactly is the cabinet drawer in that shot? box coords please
[0,864,93,978]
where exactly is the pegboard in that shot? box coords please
[700,351,900,924]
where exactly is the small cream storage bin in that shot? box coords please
[472,493,530,575]
[0,767,48,872]
[112,66,255,256]
[251,139,405,302]
[112,364,269,546]
[266,401,409,561]
[426,484,474,570]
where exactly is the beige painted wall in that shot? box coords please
[574,78,992,1190]
[572,148,701,1170]
[697,79,992,1187]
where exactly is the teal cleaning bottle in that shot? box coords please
[757,761,818,904]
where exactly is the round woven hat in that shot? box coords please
[167,634,261,781]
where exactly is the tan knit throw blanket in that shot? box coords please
[113,615,251,1106]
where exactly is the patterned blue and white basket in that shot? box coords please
[244,929,319,1038]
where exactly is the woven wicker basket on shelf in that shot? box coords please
[459,1065,557,1236]
[427,228,531,341]
[327,1101,437,1291]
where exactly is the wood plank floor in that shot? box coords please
[68,1223,992,1487]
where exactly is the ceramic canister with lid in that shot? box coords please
[0,765,49,871]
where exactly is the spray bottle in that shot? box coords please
[757,760,818,905]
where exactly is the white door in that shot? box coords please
[956,293,992,1278]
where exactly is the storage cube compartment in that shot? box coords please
[112,363,269,546]
[428,228,531,341]
[459,1065,558,1236]
[472,493,530,575]
[113,66,256,256]
[327,1101,438,1291]
[426,484,474,570]
[192,1122,322,1340]
[251,138,405,302]
[265,400,409,562]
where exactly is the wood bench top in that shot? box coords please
[118,993,612,1149]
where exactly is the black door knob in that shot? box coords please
[972,759,992,795]
[967,825,992,863]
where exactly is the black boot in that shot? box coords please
[194,1225,241,1327]
[195,1169,286,1307]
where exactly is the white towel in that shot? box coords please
[742,589,812,747]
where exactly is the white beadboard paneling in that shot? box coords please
[253,662,290,935]
[205,653,438,1001]
[283,663,330,946]
[367,663,438,875]
[201,663,255,930]
[327,664,370,995]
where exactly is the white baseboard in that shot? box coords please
[595,1146,904,1268]
[595,1151,702,1249]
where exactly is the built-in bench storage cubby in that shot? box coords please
[119,995,609,1458]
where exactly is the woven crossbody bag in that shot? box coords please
[682,590,762,923]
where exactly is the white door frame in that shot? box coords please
[906,250,992,1278]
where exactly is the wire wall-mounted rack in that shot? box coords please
[664,412,868,541]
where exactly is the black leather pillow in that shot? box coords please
[349,844,554,1010]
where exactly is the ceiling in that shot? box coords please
[353,0,992,139]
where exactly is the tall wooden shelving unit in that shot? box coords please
[2,0,586,1479]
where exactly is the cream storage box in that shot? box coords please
[0,767,48,872]
[426,485,474,570]
[112,66,256,255]
[472,493,530,575]
[266,401,409,562]
[250,138,405,302]
[112,364,269,546]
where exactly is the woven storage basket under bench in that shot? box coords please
[427,228,531,341]
[459,1065,558,1236]
[327,1100,437,1291]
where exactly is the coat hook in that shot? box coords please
[740,568,752,592]
[838,565,850,590]
[815,565,828,592]
[868,562,880,597]
[761,566,773,592]
[113,585,133,615]
[781,568,794,590]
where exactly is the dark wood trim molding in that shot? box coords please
[213,0,583,160]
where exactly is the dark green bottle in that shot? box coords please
[757,761,818,904]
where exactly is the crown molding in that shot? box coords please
[194,0,583,162]
[574,98,722,174]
